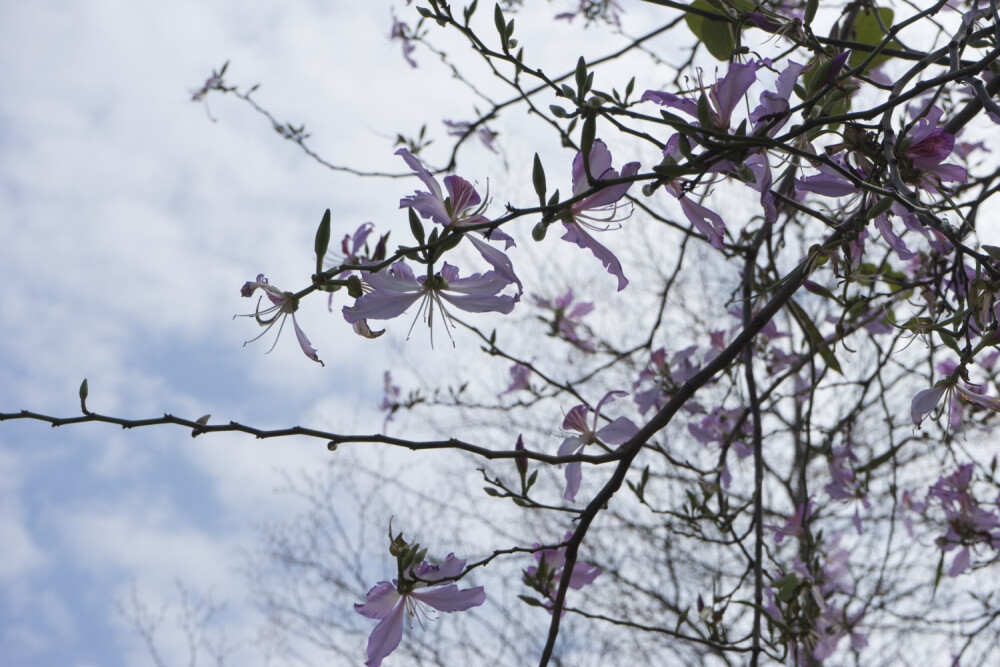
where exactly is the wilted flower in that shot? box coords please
[559,391,639,501]
[356,553,485,667]
[239,274,323,365]
[560,139,640,291]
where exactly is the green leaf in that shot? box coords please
[314,209,331,275]
[409,208,425,245]
[580,115,596,171]
[787,298,842,375]
[518,595,545,607]
[849,8,897,73]
[684,0,735,62]
[483,487,502,497]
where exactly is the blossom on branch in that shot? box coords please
[559,391,638,501]
[239,274,323,365]
[396,148,521,293]
[560,139,640,291]
[523,531,601,612]
[343,261,516,345]
[356,553,485,667]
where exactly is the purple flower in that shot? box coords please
[343,261,516,345]
[769,498,814,544]
[500,363,531,396]
[750,61,805,137]
[523,531,601,611]
[355,554,485,667]
[532,289,595,351]
[239,274,323,366]
[910,374,1000,430]
[443,119,499,153]
[560,139,640,291]
[380,371,402,429]
[667,181,728,250]
[688,406,751,457]
[389,10,418,68]
[927,464,1000,576]
[633,346,701,415]
[396,148,521,293]
[558,391,639,501]
[900,105,967,192]
[642,61,759,131]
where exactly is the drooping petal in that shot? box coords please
[948,545,971,577]
[444,267,513,296]
[873,215,915,260]
[911,385,947,426]
[562,406,591,434]
[795,173,858,197]
[564,461,583,502]
[560,222,628,291]
[355,581,403,620]
[362,602,406,667]
[466,235,522,295]
[678,196,726,250]
[411,584,486,612]
[291,315,323,365]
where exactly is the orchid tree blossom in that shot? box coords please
[239,274,323,365]
[396,148,521,293]
[560,139,640,291]
[355,553,485,667]
[532,288,596,351]
[559,390,639,501]
[522,531,601,612]
[926,465,1000,576]
[443,119,499,153]
[642,60,759,132]
[910,361,1000,429]
[343,261,516,345]
[898,105,968,194]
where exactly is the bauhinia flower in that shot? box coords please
[560,139,640,291]
[239,274,323,365]
[522,531,601,612]
[898,105,967,193]
[926,464,1000,576]
[532,288,596,351]
[342,261,516,345]
[559,390,639,501]
[396,148,521,293]
[910,361,1000,429]
[443,119,499,153]
[355,553,485,667]
[642,61,759,133]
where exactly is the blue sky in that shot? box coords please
[0,2,668,665]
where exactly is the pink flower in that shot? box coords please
[642,61,759,132]
[443,119,499,153]
[560,140,640,291]
[559,391,639,501]
[343,261,516,345]
[355,553,485,667]
[396,148,521,293]
[523,531,601,612]
[239,274,323,365]
[532,289,595,351]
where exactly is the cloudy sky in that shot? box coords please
[0,2,673,665]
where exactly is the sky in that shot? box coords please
[0,2,666,665]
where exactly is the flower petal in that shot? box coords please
[412,584,486,612]
[363,601,405,667]
[560,222,628,291]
